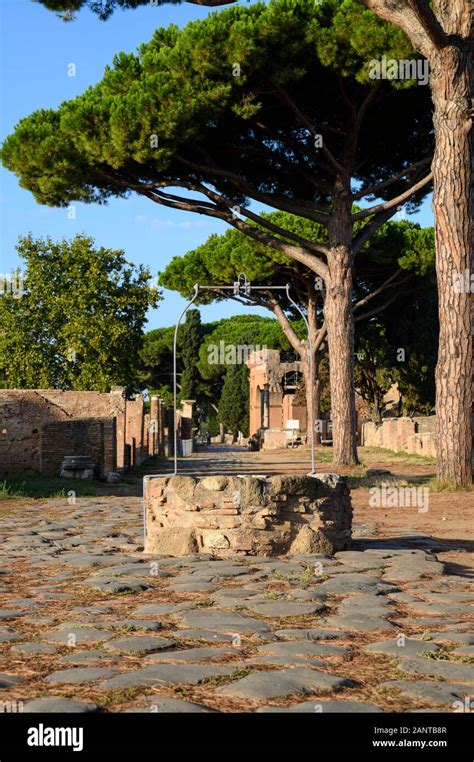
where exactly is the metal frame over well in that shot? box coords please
[172,274,315,475]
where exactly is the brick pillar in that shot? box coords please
[150,395,159,456]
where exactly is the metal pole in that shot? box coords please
[286,284,315,475]
[173,284,199,475]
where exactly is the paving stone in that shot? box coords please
[317,574,383,595]
[12,642,57,655]
[324,615,396,632]
[256,700,384,713]
[168,581,218,593]
[82,577,152,593]
[397,657,474,684]
[60,650,120,665]
[24,697,98,713]
[103,636,176,654]
[45,667,118,684]
[0,628,22,642]
[430,631,474,645]
[243,601,325,618]
[382,679,471,707]
[217,668,353,699]
[0,609,26,620]
[98,664,239,690]
[257,641,346,657]
[170,629,244,643]
[274,629,349,641]
[177,610,271,634]
[0,673,23,688]
[132,603,194,617]
[404,602,470,616]
[246,655,328,667]
[146,646,238,663]
[125,696,217,713]
[91,563,170,578]
[96,619,164,632]
[453,646,474,657]
[286,589,327,602]
[334,552,388,570]
[364,638,440,657]
[43,625,115,644]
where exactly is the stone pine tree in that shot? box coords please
[179,309,202,413]
[34,0,229,19]
[354,1,473,485]
[218,363,250,438]
[2,1,434,466]
[160,212,436,442]
[0,234,158,392]
[34,1,473,483]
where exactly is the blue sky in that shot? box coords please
[0,0,433,330]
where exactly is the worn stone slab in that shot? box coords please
[170,629,247,643]
[42,625,115,644]
[274,629,348,641]
[24,697,98,713]
[60,650,119,665]
[397,657,474,684]
[0,673,23,688]
[364,639,440,657]
[146,646,239,663]
[125,696,217,713]
[98,664,239,690]
[45,667,118,684]
[243,601,325,618]
[324,615,396,632]
[430,631,474,645]
[382,680,471,707]
[12,642,57,655]
[317,574,383,595]
[176,610,271,634]
[257,641,346,657]
[103,636,176,654]
[82,577,152,594]
[217,668,352,699]
[256,700,384,712]
[132,603,194,617]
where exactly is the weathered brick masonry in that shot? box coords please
[144,473,352,557]
[0,388,149,477]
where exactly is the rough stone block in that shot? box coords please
[144,473,352,558]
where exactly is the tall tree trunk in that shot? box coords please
[431,44,473,485]
[326,190,359,466]
[357,0,473,483]
[325,248,359,465]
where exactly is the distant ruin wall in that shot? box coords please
[361,416,437,458]
[40,417,116,477]
[0,388,148,476]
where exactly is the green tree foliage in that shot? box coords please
[179,308,202,408]
[218,362,250,437]
[0,234,159,392]
[34,0,229,21]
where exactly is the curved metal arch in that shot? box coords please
[173,283,200,474]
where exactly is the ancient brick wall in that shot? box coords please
[0,388,148,476]
[361,416,437,458]
[40,417,116,476]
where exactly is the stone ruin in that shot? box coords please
[144,473,352,557]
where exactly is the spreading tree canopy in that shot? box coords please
[0,234,159,392]
[2,0,434,465]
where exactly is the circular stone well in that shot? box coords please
[143,473,352,557]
